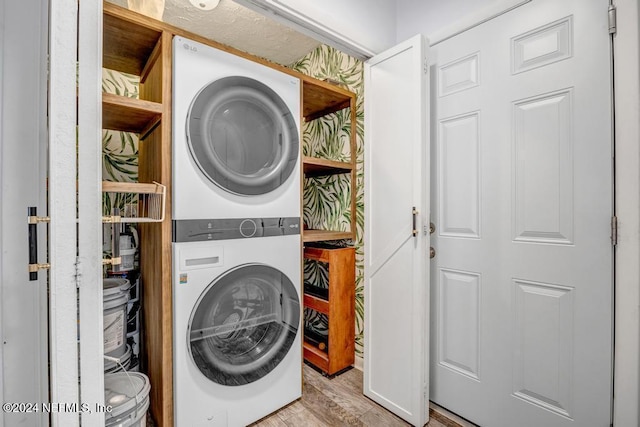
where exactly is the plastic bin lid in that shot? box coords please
[104,344,132,371]
[103,278,131,297]
[104,372,150,420]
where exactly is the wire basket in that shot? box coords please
[102,181,166,223]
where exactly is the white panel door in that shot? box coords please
[1,1,82,426]
[364,35,429,426]
[429,1,613,426]
[0,1,50,426]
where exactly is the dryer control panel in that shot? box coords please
[173,217,300,242]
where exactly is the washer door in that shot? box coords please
[188,264,300,386]
[187,76,299,196]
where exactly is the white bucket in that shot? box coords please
[104,344,132,373]
[104,372,151,427]
[104,278,131,358]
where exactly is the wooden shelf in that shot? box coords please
[103,7,162,75]
[302,78,354,121]
[303,341,330,372]
[303,293,329,314]
[102,4,172,426]
[303,156,352,177]
[303,245,355,376]
[102,93,162,135]
[303,229,354,243]
[301,77,357,241]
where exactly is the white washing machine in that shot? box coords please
[173,36,301,220]
[172,220,301,426]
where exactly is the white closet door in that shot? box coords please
[364,35,430,426]
[0,1,50,426]
[429,0,613,426]
[2,1,87,425]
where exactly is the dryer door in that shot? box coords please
[187,76,299,196]
[188,263,300,386]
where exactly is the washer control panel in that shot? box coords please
[173,217,300,242]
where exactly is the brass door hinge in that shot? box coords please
[28,263,50,273]
[28,215,50,224]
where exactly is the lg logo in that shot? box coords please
[183,43,197,52]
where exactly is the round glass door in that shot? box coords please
[188,264,300,386]
[186,76,299,196]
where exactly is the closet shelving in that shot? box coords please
[302,245,356,376]
[300,78,357,243]
[102,93,162,137]
[299,78,357,374]
[103,3,173,426]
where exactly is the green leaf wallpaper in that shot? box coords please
[102,43,365,357]
[102,69,139,184]
[303,258,330,335]
[290,45,365,357]
[102,70,140,261]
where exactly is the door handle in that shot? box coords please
[412,207,418,237]
[28,207,38,280]
[430,247,436,259]
[27,206,50,281]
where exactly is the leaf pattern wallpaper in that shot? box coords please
[102,69,140,257]
[303,258,330,338]
[290,45,365,357]
[102,43,365,358]
[102,69,140,184]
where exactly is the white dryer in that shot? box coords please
[173,36,301,220]
[172,222,301,426]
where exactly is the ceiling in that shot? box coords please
[107,0,321,65]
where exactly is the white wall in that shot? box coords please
[277,0,397,52]
[233,0,396,57]
[396,0,494,42]
[396,0,534,44]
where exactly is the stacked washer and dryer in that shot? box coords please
[172,36,302,426]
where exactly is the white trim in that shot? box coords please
[77,0,105,425]
[353,355,363,371]
[233,0,375,60]
[36,0,51,420]
[49,0,80,425]
[613,0,640,425]
[429,0,532,46]
[0,5,5,425]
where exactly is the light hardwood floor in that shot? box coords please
[250,364,462,427]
